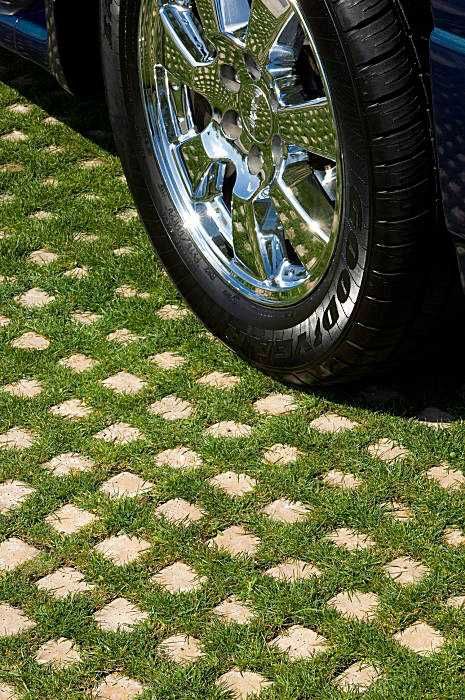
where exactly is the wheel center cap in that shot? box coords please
[239,84,273,144]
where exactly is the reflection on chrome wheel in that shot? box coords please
[138,0,341,306]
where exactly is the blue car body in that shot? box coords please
[431,0,465,277]
[0,1,47,67]
[1,0,465,278]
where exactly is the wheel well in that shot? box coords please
[395,0,433,66]
[46,0,102,94]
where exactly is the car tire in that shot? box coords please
[100,0,459,385]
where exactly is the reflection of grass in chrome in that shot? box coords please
[0,48,464,700]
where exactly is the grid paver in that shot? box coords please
[0,57,462,699]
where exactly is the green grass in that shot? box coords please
[1,49,465,699]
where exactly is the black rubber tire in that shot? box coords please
[100,0,460,385]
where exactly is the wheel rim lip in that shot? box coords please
[137,0,344,308]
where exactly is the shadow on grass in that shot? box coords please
[0,48,115,154]
[320,361,465,421]
[2,49,465,421]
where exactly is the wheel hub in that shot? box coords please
[239,83,274,144]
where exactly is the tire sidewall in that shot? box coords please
[105,0,371,372]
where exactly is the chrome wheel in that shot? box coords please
[138,0,342,306]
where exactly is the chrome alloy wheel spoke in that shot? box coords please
[154,70,196,144]
[196,0,251,41]
[179,133,219,195]
[245,0,293,68]
[157,1,236,112]
[189,0,223,39]
[271,149,336,274]
[277,99,337,161]
[231,194,266,279]
[159,2,216,66]
[139,0,342,306]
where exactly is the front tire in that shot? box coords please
[100,0,457,385]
